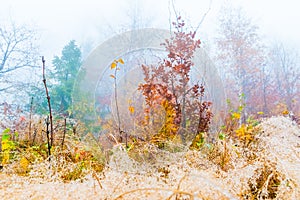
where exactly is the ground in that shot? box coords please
[0,116,299,200]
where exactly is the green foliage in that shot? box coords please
[227,95,261,147]
[189,132,206,150]
[218,132,226,140]
[27,40,82,115]
[50,40,82,115]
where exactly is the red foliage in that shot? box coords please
[138,17,212,142]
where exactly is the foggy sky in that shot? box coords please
[1,0,300,60]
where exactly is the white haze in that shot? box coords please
[1,0,300,61]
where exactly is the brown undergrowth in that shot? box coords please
[0,114,106,182]
[1,113,299,199]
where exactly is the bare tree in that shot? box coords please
[270,43,300,113]
[215,5,266,118]
[0,20,39,93]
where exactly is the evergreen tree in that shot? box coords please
[51,40,82,115]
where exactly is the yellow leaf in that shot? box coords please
[2,151,10,165]
[118,58,124,64]
[111,62,117,69]
[128,106,135,114]
[282,110,289,115]
[110,74,115,79]
[257,111,264,115]
[231,112,241,119]
[20,156,29,171]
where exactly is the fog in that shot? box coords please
[1,2,300,197]
[0,0,300,113]
[1,0,300,60]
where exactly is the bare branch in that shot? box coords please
[0,64,38,74]
[194,0,212,33]
[171,0,179,21]
[0,85,15,92]
[0,20,38,73]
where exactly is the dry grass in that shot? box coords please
[0,116,299,199]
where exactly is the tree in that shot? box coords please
[257,62,274,114]
[50,40,82,115]
[215,5,266,118]
[269,43,300,115]
[0,20,38,93]
[138,17,212,143]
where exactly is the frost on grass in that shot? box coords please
[0,116,299,199]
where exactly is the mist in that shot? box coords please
[1,0,299,59]
[1,1,300,198]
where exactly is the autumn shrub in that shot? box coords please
[138,17,213,147]
[97,18,213,158]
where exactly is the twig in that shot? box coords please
[114,188,194,200]
[194,0,212,33]
[42,56,54,146]
[110,174,127,198]
[168,0,172,34]
[28,96,33,143]
[171,0,179,22]
[72,123,77,136]
[108,133,120,146]
[113,66,122,143]
[167,174,188,200]
[177,175,187,190]
[32,129,37,145]
[111,59,126,146]
[61,118,66,148]
[45,116,51,160]
[92,171,103,189]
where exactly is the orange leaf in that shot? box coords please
[110,74,115,79]
[282,110,289,115]
[118,58,124,64]
[111,62,117,69]
[128,106,135,114]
